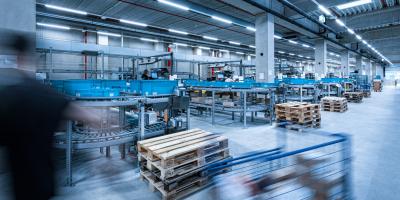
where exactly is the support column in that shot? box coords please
[340,50,350,77]
[355,55,362,73]
[314,39,327,78]
[255,12,274,82]
[372,62,377,79]
[365,60,372,80]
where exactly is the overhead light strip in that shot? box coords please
[37,22,70,30]
[140,38,158,42]
[337,0,372,10]
[120,19,147,27]
[211,16,233,24]
[157,0,190,11]
[45,4,87,15]
[168,29,189,35]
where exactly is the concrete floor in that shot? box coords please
[1,87,399,199]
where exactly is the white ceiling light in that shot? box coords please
[356,35,362,40]
[98,31,121,37]
[329,52,335,55]
[236,52,244,55]
[173,43,188,47]
[140,38,158,42]
[288,40,298,44]
[198,46,210,50]
[119,19,147,27]
[367,44,372,48]
[318,5,332,16]
[278,51,285,54]
[335,19,345,27]
[347,28,355,34]
[274,35,282,39]
[211,16,232,24]
[45,4,87,15]
[249,45,256,48]
[246,27,256,32]
[337,0,372,10]
[289,53,295,56]
[158,0,190,11]
[229,41,240,45]
[298,55,304,57]
[302,44,310,48]
[203,36,218,41]
[37,22,70,30]
[306,56,311,59]
[362,40,367,44]
[168,29,188,35]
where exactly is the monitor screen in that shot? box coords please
[217,74,224,79]
[151,72,158,79]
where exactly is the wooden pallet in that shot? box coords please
[140,148,229,180]
[138,129,228,164]
[140,170,209,200]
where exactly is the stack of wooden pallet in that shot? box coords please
[321,97,348,112]
[343,92,363,103]
[137,129,229,200]
[373,81,382,92]
[275,102,321,129]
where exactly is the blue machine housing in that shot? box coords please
[280,78,318,85]
[183,79,276,89]
[50,79,178,97]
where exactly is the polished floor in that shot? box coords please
[1,87,399,200]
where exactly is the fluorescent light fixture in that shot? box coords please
[356,35,362,40]
[119,19,147,27]
[158,0,190,11]
[318,5,332,16]
[168,29,188,35]
[289,53,295,56]
[246,26,256,32]
[140,38,158,42]
[347,28,355,34]
[211,16,232,24]
[274,35,282,39]
[249,45,256,48]
[337,0,372,10]
[367,44,372,48]
[173,43,188,47]
[288,40,298,44]
[45,4,87,15]
[298,55,304,57]
[362,40,367,44]
[329,52,335,55]
[198,46,210,50]
[306,56,311,59]
[97,31,121,37]
[203,36,218,41]
[335,54,340,57]
[302,44,310,48]
[236,52,244,55]
[335,19,345,27]
[278,51,285,54]
[229,41,240,45]
[36,22,70,30]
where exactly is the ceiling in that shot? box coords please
[36,0,400,64]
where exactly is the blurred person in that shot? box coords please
[395,79,397,87]
[0,30,97,200]
[141,69,152,80]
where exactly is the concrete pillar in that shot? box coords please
[365,60,372,81]
[372,62,377,79]
[314,39,327,78]
[355,55,362,73]
[255,12,274,82]
[340,50,350,77]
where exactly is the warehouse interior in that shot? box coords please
[0,0,399,200]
